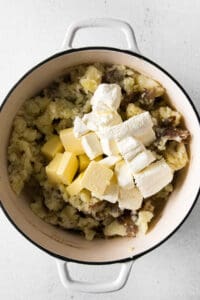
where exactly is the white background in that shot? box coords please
[0,0,200,299]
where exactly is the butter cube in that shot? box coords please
[60,128,85,155]
[82,161,113,195]
[79,154,103,172]
[66,172,84,196]
[81,132,103,160]
[78,154,90,172]
[92,176,119,203]
[56,152,78,185]
[46,153,63,183]
[41,135,64,159]
[94,155,103,161]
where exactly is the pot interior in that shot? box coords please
[0,49,200,263]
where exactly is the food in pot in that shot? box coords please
[7,63,190,240]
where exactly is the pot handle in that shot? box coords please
[61,18,140,53]
[56,259,134,293]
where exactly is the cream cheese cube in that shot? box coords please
[82,112,99,131]
[73,116,89,138]
[96,110,122,128]
[82,161,113,195]
[117,136,145,162]
[100,137,119,156]
[118,187,143,210]
[98,112,155,146]
[91,83,122,111]
[81,132,103,160]
[115,160,135,189]
[99,155,121,168]
[128,150,156,174]
[134,159,173,198]
[83,110,122,132]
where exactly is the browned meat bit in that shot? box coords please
[118,211,138,237]
[142,199,155,212]
[120,91,140,112]
[162,127,190,142]
[156,127,190,142]
[154,126,190,150]
[138,89,156,110]
[161,116,177,127]
[103,68,124,84]
[91,202,123,221]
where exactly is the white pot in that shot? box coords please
[0,18,200,294]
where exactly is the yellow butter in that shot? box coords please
[45,153,63,184]
[59,128,85,155]
[56,152,78,185]
[82,161,113,195]
[66,172,85,196]
[79,154,90,172]
[79,154,103,172]
[41,135,64,159]
[94,155,103,161]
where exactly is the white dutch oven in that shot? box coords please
[0,18,200,294]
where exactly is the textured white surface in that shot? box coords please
[0,0,200,299]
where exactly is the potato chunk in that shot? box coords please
[164,142,188,171]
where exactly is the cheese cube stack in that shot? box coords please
[60,128,85,155]
[46,152,78,185]
[81,161,113,195]
[43,82,173,205]
[41,135,64,159]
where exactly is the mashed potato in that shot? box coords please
[7,63,189,240]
